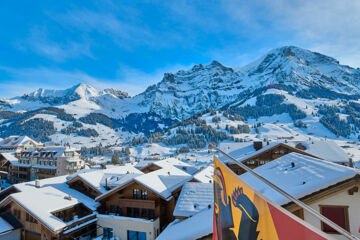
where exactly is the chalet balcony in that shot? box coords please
[66,165,82,171]
[62,213,97,235]
[115,198,158,209]
[14,170,28,175]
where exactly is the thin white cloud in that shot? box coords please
[15,26,93,62]
[53,8,182,49]
[220,0,360,67]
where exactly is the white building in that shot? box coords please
[10,146,84,183]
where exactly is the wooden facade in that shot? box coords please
[96,180,181,230]
[139,163,161,174]
[67,177,102,199]
[228,143,318,175]
[9,165,31,183]
[34,168,56,180]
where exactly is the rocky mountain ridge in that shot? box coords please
[1,46,360,144]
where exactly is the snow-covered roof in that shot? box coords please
[24,146,79,158]
[173,182,213,218]
[0,152,18,162]
[146,165,191,177]
[67,164,143,193]
[220,142,280,163]
[135,160,155,169]
[136,174,192,200]
[0,176,98,232]
[0,217,13,233]
[288,140,349,163]
[8,162,30,167]
[193,165,213,183]
[157,206,213,240]
[96,166,193,201]
[0,136,39,148]
[152,158,199,175]
[240,152,360,205]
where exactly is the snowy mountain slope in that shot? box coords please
[131,46,360,120]
[240,46,360,94]
[1,46,360,144]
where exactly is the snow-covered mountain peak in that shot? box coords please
[72,83,99,97]
[19,83,99,105]
[241,46,360,94]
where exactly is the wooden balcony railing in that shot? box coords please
[115,198,158,209]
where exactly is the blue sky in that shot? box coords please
[0,0,360,98]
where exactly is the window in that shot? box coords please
[133,189,139,199]
[127,230,146,240]
[13,209,21,219]
[103,228,113,239]
[26,213,38,224]
[148,209,155,219]
[116,206,123,216]
[141,190,148,200]
[127,207,133,217]
[65,152,74,157]
[141,208,147,218]
[320,205,349,233]
[110,205,116,213]
[133,208,140,218]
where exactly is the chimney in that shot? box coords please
[35,179,41,188]
[253,141,263,151]
[349,158,354,168]
[64,194,72,200]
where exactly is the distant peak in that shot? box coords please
[102,88,129,98]
[209,60,222,66]
[268,46,338,63]
[72,83,95,91]
[20,83,99,104]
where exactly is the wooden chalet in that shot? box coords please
[95,174,191,230]
[0,177,99,240]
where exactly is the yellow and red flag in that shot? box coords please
[213,156,332,240]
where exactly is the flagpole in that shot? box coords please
[209,143,360,240]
